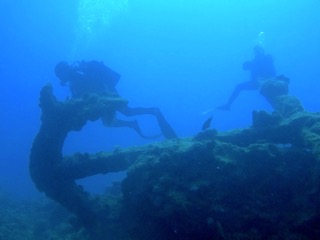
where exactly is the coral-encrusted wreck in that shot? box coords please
[30,76,320,240]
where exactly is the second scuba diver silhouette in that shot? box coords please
[217,45,276,110]
[54,60,177,139]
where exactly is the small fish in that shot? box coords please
[202,116,213,131]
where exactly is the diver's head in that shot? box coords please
[54,61,73,85]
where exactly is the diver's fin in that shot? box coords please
[155,111,177,139]
[201,107,217,115]
[131,120,162,140]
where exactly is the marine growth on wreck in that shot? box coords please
[30,76,320,240]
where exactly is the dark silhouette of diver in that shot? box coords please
[217,45,276,110]
[54,60,177,139]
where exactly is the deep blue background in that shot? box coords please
[1,0,319,198]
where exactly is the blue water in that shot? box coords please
[1,0,319,198]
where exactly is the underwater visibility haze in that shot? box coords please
[1,0,320,239]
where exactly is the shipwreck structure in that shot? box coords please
[30,76,320,239]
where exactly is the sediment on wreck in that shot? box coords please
[30,77,320,239]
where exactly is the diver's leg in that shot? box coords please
[224,84,243,108]
[119,106,177,139]
[102,116,160,139]
[153,110,177,139]
[218,81,257,110]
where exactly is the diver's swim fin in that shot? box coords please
[201,107,217,115]
[131,120,162,140]
[202,104,230,115]
[155,111,177,139]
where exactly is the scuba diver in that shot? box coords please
[217,45,276,110]
[54,60,177,139]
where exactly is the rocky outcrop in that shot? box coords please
[30,77,320,239]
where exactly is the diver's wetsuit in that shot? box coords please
[55,60,177,139]
[219,46,276,110]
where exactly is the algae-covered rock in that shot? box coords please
[260,76,289,99]
[120,139,320,240]
[260,76,304,118]
[30,84,320,239]
[0,192,89,240]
